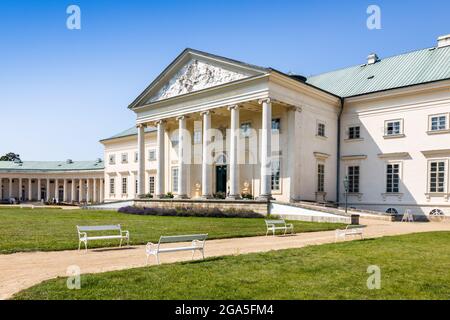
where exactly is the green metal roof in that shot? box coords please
[100,126,156,142]
[307,46,450,98]
[0,160,104,172]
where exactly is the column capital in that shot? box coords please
[227,104,240,111]
[287,105,302,113]
[200,110,212,116]
[176,115,186,121]
[258,97,272,105]
[136,123,147,129]
[155,119,166,125]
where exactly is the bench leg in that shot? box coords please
[156,253,160,265]
[84,241,88,252]
[119,238,123,248]
[78,241,81,251]
[201,249,205,260]
[191,249,196,260]
[266,229,269,236]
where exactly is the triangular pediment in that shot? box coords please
[130,49,268,108]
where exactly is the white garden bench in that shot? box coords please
[335,225,364,242]
[265,219,294,236]
[76,224,130,251]
[146,234,208,265]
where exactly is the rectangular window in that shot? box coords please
[149,176,155,194]
[193,130,202,144]
[148,150,156,161]
[109,154,116,165]
[272,118,281,133]
[348,126,360,139]
[317,164,325,192]
[430,115,447,131]
[134,152,138,163]
[135,179,138,195]
[271,159,281,191]
[429,161,446,193]
[122,177,128,195]
[386,164,400,193]
[121,153,128,164]
[109,178,115,194]
[240,122,252,138]
[385,120,401,136]
[348,166,360,193]
[171,167,179,193]
[317,122,326,137]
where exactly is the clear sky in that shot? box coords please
[1,0,449,161]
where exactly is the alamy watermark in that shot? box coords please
[66,5,81,30]
[366,5,381,30]
[366,265,381,290]
[66,265,81,290]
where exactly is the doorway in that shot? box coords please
[215,165,227,193]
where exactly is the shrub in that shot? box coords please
[118,206,263,218]
[213,192,226,199]
[241,193,254,200]
[139,193,153,199]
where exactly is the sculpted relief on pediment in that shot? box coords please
[147,59,249,103]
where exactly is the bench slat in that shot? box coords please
[78,225,121,232]
[159,234,208,243]
[265,220,286,225]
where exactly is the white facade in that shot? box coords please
[100,41,450,218]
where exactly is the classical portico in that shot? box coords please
[125,48,330,201]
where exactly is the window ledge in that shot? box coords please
[315,135,328,140]
[344,138,364,142]
[427,129,450,135]
[383,134,405,139]
[382,193,403,201]
[425,193,449,201]
[345,192,363,201]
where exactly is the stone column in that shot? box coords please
[37,179,41,201]
[258,98,272,200]
[18,178,22,200]
[79,179,83,203]
[156,120,166,198]
[176,116,188,199]
[86,179,91,203]
[201,111,213,199]
[71,179,76,203]
[8,178,12,199]
[93,178,98,203]
[137,124,146,197]
[54,179,59,202]
[99,179,104,203]
[28,179,32,201]
[227,105,241,199]
[46,179,50,202]
[63,179,68,202]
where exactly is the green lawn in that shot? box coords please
[0,207,344,254]
[13,232,450,300]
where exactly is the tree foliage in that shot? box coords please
[0,153,21,162]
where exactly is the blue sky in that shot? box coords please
[0,0,449,160]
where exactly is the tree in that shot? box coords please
[0,152,21,162]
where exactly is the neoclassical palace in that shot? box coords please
[2,34,450,217]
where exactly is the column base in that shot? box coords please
[256,194,273,201]
[226,194,242,200]
[156,194,166,199]
[175,194,189,199]
[200,194,213,200]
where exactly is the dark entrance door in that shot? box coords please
[215,165,227,193]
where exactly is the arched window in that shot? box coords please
[429,208,444,216]
[216,153,227,165]
[386,208,398,215]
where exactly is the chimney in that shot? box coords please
[367,53,379,65]
[437,34,450,48]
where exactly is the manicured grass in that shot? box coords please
[13,232,450,300]
[0,207,344,254]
